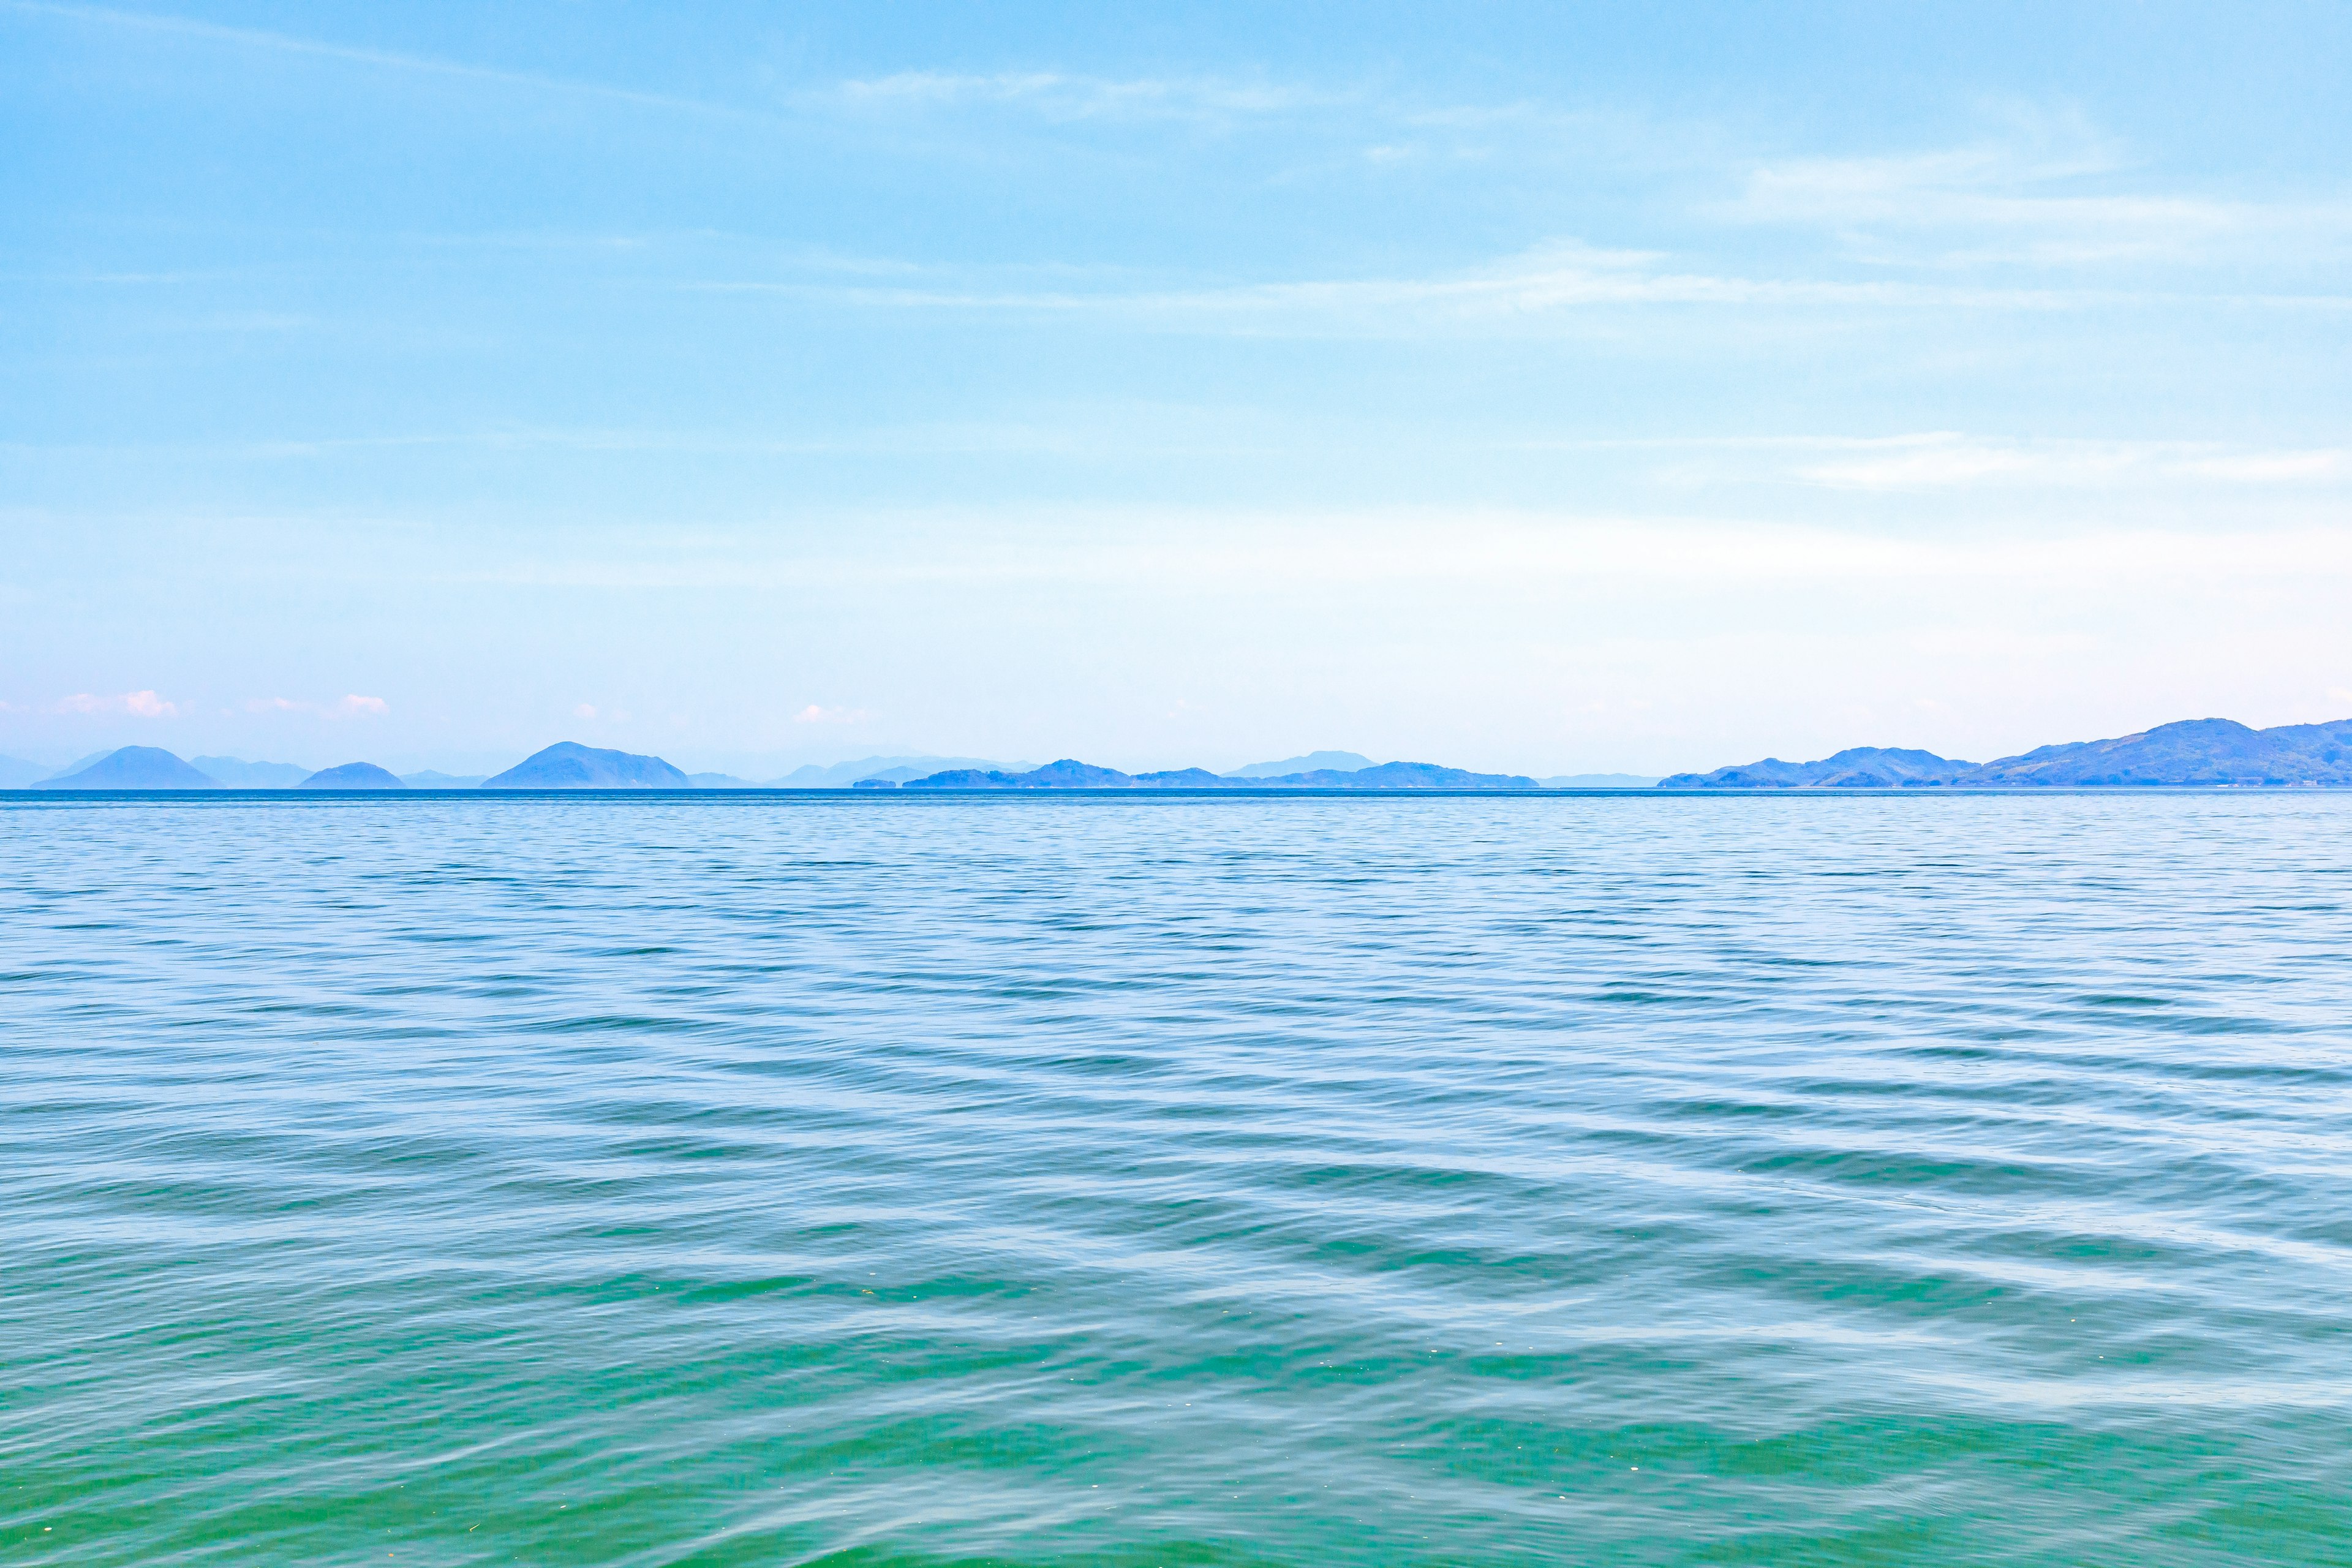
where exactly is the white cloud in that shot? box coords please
[245,693,390,718]
[793,704,870,724]
[1790,436,2350,491]
[59,690,179,717]
[2169,450,2347,483]
[1728,135,2352,267]
[575,703,598,719]
[687,241,2095,336]
[832,70,1330,123]
[13,0,760,123]
[821,67,1670,168]
[453,508,2352,596]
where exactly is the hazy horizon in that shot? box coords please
[7,2,2349,775]
[6,739,1662,783]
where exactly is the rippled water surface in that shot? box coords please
[4,791,2350,1566]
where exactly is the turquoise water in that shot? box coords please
[4,792,2348,1566]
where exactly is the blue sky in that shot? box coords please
[4,1,2349,775]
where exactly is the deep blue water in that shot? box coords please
[4,791,2349,1565]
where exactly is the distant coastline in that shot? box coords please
[7,714,2348,793]
[7,741,1602,793]
[1660,716,2352,790]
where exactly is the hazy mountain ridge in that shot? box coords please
[1662,747,1978,789]
[769,756,1038,787]
[191,756,313,788]
[1223,750,1374,778]
[902,758,1541,790]
[1663,718,2352,788]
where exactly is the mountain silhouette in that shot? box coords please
[301,762,406,789]
[902,758,1538,790]
[1662,717,2352,788]
[36,745,218,790]
[480,742,690,790]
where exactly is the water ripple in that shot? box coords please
[3,793,2349,1564]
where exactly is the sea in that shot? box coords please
[4,791,2348,1566]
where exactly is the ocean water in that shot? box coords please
[4,791,2349,1567]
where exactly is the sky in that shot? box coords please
[4,1,2350,777]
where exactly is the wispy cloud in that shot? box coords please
[823,66,1689,175]
[1728,135,2352,267]
[1480,431,2352,492]
[834,70,1334,124]
[682,240,2108,335]
[246,693,389,718]
[1789,435,2348,490]
[2171,450,2348,483]
[59,689,178,717]
[443,511,2352,595]
[793,704,871,724]
[0,422,1124,461]
[2,0,767,122]
[13,423,2340,496]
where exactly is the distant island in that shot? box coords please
[301,761,404,790]
[10,715,2350,793]
[480,741,689,790]
[1661,717,2352,788]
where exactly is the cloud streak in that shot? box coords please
[681,242,2107,334]
[682,238,2352,337]
[59,689,178,717]
[1789,436,2349,491]
[2,0,772,123]
[1728,138,2352,268]
[246,694,390,718]
[833,70,1335,124]
[435,511,2352,597]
